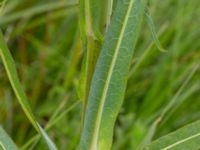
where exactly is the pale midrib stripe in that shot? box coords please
[162,132,200,150]
[89,0,134,149]
[0,143,6,150]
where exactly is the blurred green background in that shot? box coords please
[0,0,200,149]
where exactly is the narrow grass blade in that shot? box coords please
[21,101,80,150]
[0,126,18,150]
[139,63,199,149]
[161,83,200,126]
[23,95,70,149]
[0,0,7,14]
[128,23,168,78]
[0,30,57,150]
[0,1,78,25]
[160,63,199,118]
[0,0,19,16]
[79,0,144,149]
[145,120,200,150]
[145,8,166,52]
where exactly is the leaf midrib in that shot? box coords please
[162,132,200,150]
[89,0,134,149]
[0,143,6,150]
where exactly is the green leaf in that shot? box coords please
[145,120,200,150]
[0,30,57,150]
[79,0,144,149]
[0,126,18,150]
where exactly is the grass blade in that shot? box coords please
[79,0,144,149]
[138,63,199,149]
[0,1,78,25]
[21,101,80,150]
[128,23,168,78]
[161,63,199,118]
[145,120,200,150]
[0,126,18,150]
[0,0,7,14]
[145,8,166,52]
[0,30,57,150]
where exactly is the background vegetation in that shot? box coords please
[0,0,200,149]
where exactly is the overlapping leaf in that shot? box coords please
[79,0,144,149]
